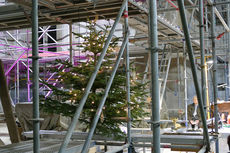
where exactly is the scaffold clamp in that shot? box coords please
[28,56,41,60]
[145,47,160,53]
[124,11,128,18]
[148,121,160,127]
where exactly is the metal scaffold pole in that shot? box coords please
[16,30,20,104]
[124,1,132,153]
[211,4,219,153]
[177,49,181,108]
[16,62,19,103]
[227,4,230,101]
[69,23,74,65]
[148,0,160,152]
[58,1,127,152]
[176,0,210,151]
[199,0,207,114]
[32,0,40,152]
[183,42,188,128]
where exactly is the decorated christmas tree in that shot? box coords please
[40,21,149,138]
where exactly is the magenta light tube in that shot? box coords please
[27,50,31,102]
[0,42,81,50]
[37,43,81,49]
[0,43,75,56]
[0,43,87,58]
[5,50,27,76]
[0,44,66,56]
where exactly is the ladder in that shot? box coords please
[159,48,172,109]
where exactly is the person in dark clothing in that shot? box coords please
[188,96,201,129]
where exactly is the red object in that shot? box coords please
[217,32,225,40]
[166,0,179,10]
[124,11,128,18]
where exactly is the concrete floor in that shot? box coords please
[0,122,230,152]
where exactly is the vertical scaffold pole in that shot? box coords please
[205,4,211,119]
[32,0,40,153]
[16,62,19,103]
[183,42,188,128]
[176,0,210,151]
[211,5,219,153]
[27,29,31,102]
[148,0,160,152]
[16,30,19,104]
[227,4,230,102]
[199,0,207,114]
[69,23,74,65]
[58,1,127,152]
[177,49,181,108]
[124,2,132,153]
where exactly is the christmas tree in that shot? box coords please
[40,21,149,139]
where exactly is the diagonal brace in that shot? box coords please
[176,0,210,151]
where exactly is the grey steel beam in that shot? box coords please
[176,0,210,151]
[32,0,40,153]
[177,49,181,108]
[16,62,19,103]
[183,42,188,128]
[69,23,73,65]
[124,1,132,153]
[58,1,128,152]
[210,5,219,153]
[227,4,230,101]
[148,0,160,153]
[199,0,207,115]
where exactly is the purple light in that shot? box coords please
[5,50,27,76]
[0,42,82,51]
[1,42,88,76]
[27,50,31,102]
[0,43,83,57]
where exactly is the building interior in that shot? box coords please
[0,0,230,152]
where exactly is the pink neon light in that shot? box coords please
[5,50,27,76]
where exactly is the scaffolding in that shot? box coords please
[0,0,230,153]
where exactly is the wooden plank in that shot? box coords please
[0,60,20,143]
